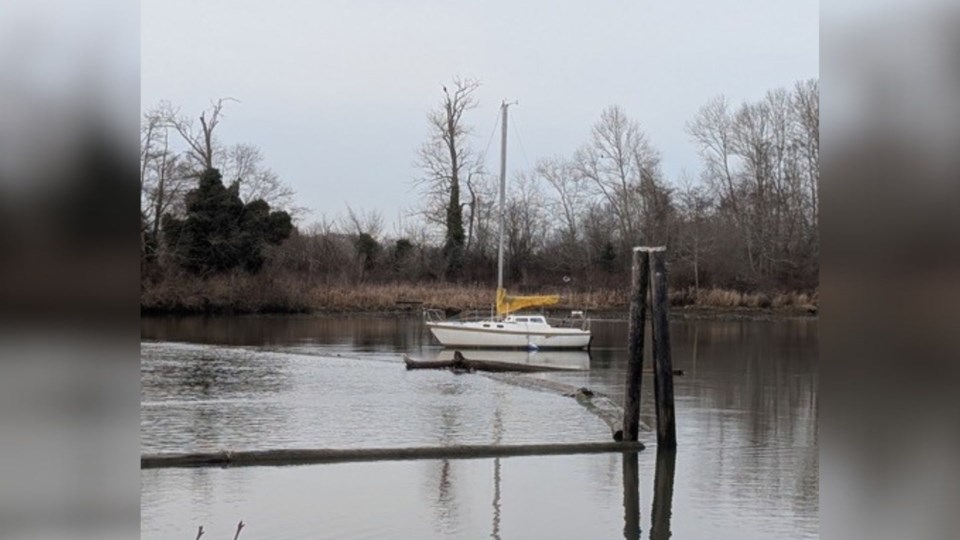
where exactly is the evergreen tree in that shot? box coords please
[354,232,380,271]
[162,168,293,275]
[596,241,618,273]
[443,182,464,278]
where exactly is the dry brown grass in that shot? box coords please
[695,288,769,308]
[142,274,817,314]
[305,283,494,312]
[141,272,312,313]
[674,287,817,311]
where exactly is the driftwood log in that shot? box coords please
[403,351,584,372]
[142,441,645,469]
[403,352,682,375]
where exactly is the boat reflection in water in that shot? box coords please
[431,348,591,370]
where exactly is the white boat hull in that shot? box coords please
[426,320,591,349]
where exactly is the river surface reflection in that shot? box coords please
[141,314,817,539]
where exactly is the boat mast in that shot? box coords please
[497,101,510,293]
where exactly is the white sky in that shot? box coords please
[142,0,818,226]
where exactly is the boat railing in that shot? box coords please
[423,308,497,323]
[454,309,497,322]
[425,307,591,330]
[547,311,592,331]
[422,308,446,322]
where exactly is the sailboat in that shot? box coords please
[425,102,592,350]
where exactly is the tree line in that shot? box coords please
[404,77,818,293]
[141,78,818,308]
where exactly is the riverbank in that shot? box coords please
[141,276,817,319]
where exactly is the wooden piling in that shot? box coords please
[649,250,677,448]
[622,248,649,442]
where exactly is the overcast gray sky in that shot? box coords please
[142,0,818,227]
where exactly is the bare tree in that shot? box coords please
[538,156,589,271]
[415,77,482,279]
[140,108,165,229]
[574,106,663,249]
[341,205,384,239]
[140,108,164,263]
[675,173,713,293]
[140,110,163,188]
[290,217,360,284]
[688,81,820,289]
[792,79,819,232]
[688,95,756,275]
[462,169,485,255]
[220,142,261,185]
[503,171,547,285]
[463,171,498,261]
[219,142,297,212]
[140,107,193,259]
[152,98,300,216]
[165,97,237,171]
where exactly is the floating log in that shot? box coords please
[480,372,633,440]
[141,441,645,469]
[403,351,583,372]
[645,368,684,376]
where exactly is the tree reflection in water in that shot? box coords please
[429,379,464,535]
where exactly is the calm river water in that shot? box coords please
[141,315,818,539]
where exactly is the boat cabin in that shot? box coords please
[503,315,548,325]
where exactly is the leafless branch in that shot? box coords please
[233,520,245,540]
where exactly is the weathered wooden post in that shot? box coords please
[649,249,677,448]
[621,248,650,442]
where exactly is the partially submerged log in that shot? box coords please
[646,368,685,376]
[142,441,645,469]
[402,352,678,375]
[403,351,583,372]
[479,372,652,440]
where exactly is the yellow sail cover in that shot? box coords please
[495,287,559,316]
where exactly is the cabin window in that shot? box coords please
[483,324,490,328]
[516,317,528,323]
[531,317,545,324]
[497,324,504,328]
